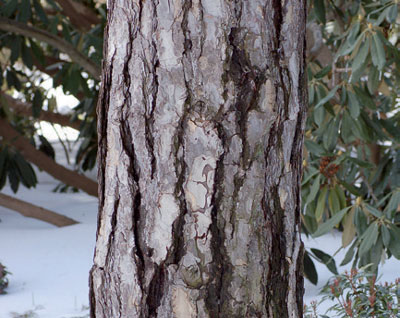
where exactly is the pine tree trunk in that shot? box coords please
[90,1,307,317]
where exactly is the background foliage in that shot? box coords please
[1,0,400,285]
[304,0,400,283]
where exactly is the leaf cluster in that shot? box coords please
[304,0,400,284]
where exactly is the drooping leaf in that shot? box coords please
[310,248,338,275]
[303,251,318,285]
[314,85,339,109]
[371,32,386,70]
[32,90,43,118]
[314,0,326,24]
[313,207,351,237]
[358,222,379,257]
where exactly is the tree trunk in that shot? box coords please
[90,1,307,317]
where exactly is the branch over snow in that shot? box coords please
[1,93,83,130]
[0,192,78,227]
[0,118,98,197]
[0,17,101,80]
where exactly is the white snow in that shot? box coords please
[0,142,399,317]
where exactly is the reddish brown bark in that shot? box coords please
[0,192,78,227]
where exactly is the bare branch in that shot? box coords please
[0,17,101,80]
[0,192,78,227]
[1,92,83,130]
[0,118,98,197]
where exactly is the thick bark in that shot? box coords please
[0,118,98,197]
[0,192,78,227]
[90,1,307,317]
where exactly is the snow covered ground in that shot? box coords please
[0,141,399,317]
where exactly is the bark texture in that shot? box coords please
[90,1,307,317]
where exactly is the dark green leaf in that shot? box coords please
[21,44,33,69]
[18,0,32,23]
[14,153,37,188]
[2,0,18,17]
[311,248,338,275]
[314,66,331,79]
[32,0,49,24]
[6,70,21,90]
[314,0,326,24]
[341,239,357,266]
[303,251,318,285]
[10,36,22,64]
[7,165,20,193]
[32,90,43,118]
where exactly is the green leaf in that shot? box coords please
[328,188,341,215]
[371,33,386,70]
[29,39,45,65]
[314,0,326,24]
[388,224,400,258]
[304,140,325,156]
[18,0,32,23]
[314,66,331,79]
[340,181,362,196]
[310,248,338,275]
[303,251,318,285]
[0,148,8,181]
[363,203,383,218]
[7,164,20,193]
[21,44,33,69]
[306,174,321,205]
[381,225,391,248]
[14,153,37,188]
[32,0,49,24]
[353,86,376,110]
[10,36,22,64]
[312,207,351,237]
[315,187,327,222]
[2,0,18,17]
[314,85,339,109]
[6,70,21,90]
[352,38,370,74]
[386,4,398,23]
[341,239,357,266]
[32,90,43,118]
[313,104,325,127]
[347,91,360,119]
[367,66,380,94]
[359,222,379,257]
